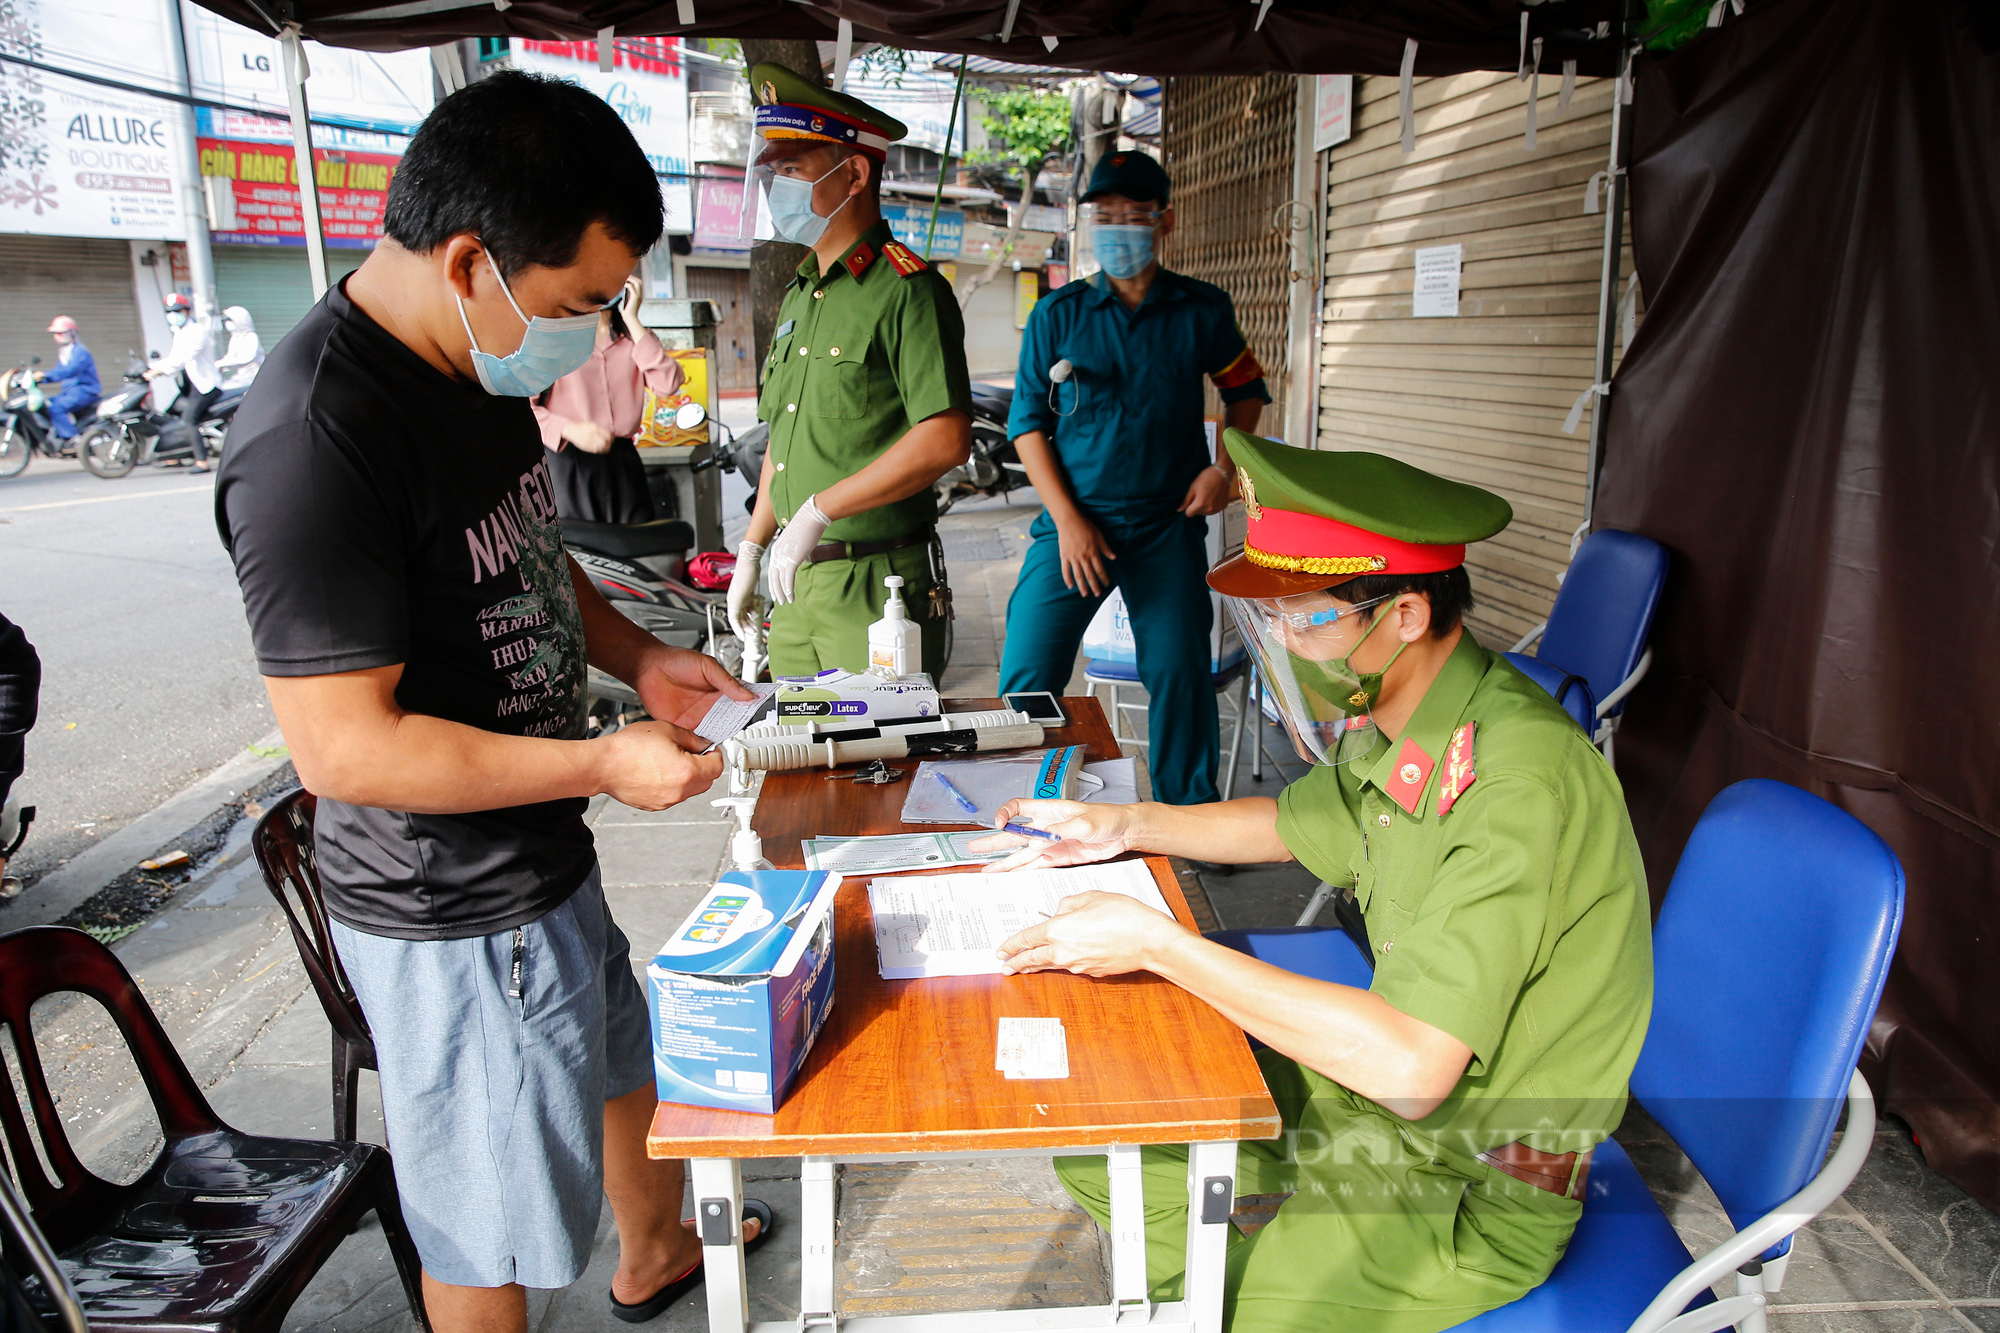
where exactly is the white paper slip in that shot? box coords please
[868,859,1173,980]
[695,681,780,744]
[996,1016,1069,1080]
[802,830,1012,875]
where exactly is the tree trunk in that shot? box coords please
[958,166,1035,312]
[741,40,824,381]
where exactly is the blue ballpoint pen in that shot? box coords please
[1001,821,1059,841]
[932,771,981,817]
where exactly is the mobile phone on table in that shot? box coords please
[1002,691,1067,726]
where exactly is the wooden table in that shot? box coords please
[649,698,1278,1333]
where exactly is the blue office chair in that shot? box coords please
[1215,779,1906,1333]
[1506,529,1668,764]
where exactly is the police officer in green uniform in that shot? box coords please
[974,433,1655,1332]
[725,64,973,679]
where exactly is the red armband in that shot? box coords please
[1210,346,1265,392]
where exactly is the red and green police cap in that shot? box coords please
[1083,149,1171,206]
[749,62,906,164]
[1207,431,1513,599]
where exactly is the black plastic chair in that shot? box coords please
[0,925,429,1331]
[251,789,377,1143]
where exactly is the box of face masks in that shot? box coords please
[647,869,841,1115]
[774,669,939,727]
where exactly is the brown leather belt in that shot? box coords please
[804,525,935,565]
[1476,1141,1592,1200]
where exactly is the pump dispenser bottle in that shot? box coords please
[867,575,922,678]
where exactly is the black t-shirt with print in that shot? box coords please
[216,278,595,941]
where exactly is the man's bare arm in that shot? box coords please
[264,667,719,814]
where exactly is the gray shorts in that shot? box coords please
[331,866,654,1289]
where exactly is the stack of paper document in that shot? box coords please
[801,830,1011,875]
[868,859,1173,980]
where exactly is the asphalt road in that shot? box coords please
[0,457,273,887]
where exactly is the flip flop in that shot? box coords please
[608,1199,776,1324]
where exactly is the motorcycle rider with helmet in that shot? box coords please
[36,316,100,447]
[144,292,221,473]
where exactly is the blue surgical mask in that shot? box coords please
[1093,225,1156,280]
[165,311,188,328]
[767,160,853,248]
[455,255,601,397]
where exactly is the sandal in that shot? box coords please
[608,1199,775,1323]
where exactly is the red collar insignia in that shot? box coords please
[844,242,875,279]
[1438,722,1478,816]
[1382,736,1435,816]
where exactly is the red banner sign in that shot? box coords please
[197,137,401,246]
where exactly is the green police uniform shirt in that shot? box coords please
[1276,632,1654,1159]
[759,220,973,544]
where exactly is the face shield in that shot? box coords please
[1225,588,1409,766]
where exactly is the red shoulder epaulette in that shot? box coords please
[881,241,929,277]
[1438,721,1478,815]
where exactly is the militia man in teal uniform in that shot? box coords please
[999,148,1270,806]
[725,64,973,679]
[975,434,1655,1332]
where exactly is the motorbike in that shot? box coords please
[934,381,1029,514]
[0,360,78,479]
[77,365,247,479]
[563,413,746,730]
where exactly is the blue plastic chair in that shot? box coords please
[1215,779,1905,1333]
[1503,655,1598,733]
[1506,529,1668,763]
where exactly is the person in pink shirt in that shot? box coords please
[532,276,684,524]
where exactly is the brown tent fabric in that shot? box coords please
[189,0,1620,76]
[1599,0,2000,1208]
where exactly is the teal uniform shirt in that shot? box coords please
[1007,269,1270,516]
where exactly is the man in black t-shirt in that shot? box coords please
[217,74,768,1332]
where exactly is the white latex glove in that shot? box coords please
[765,494,832,605]
[727,540,764,636]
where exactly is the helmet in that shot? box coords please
[46,316,77,335]
[221,305,254,332]
[162,292,193,313]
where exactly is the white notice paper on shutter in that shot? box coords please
[1413,244,1464,318]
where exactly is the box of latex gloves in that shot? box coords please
[773,668,939,727]
[647,869,840,1114]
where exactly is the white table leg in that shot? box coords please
[800,1156,837,1329]
[1106,1143,1151,1322]
[1182,1141,1239,1333]
[689,1156,747,1333]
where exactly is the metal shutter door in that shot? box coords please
[213,246,368,349]
[1162,75,1298,433]
[683,266,756,393]
[0,237,148,379]
[1315,72,1635,647]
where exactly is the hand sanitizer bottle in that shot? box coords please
[712,795,773,871]
[867,575,922,679]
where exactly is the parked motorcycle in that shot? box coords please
[0,360,76,479]
[563,514,744,733]
[933,381,1029,514]
[77,365,247,479]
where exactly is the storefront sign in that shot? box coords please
[513,40,692,233]
[0,0,189,239]
[1313,75,1355,152]
[958,223,1057,270]
[199,135,400,247]
[185,7,432,138]
[1015,270,1040,329]
[881,203,964,260]
[694,169,752,251]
